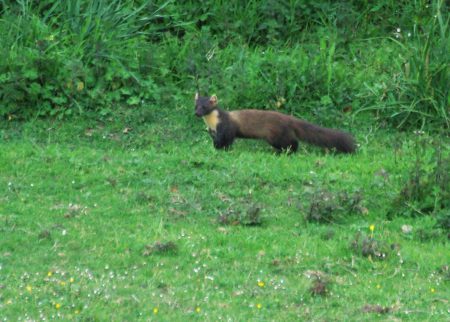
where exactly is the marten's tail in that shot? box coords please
[292,119,356,153]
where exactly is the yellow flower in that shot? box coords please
[76,81,84,92]
[6,299,12,305]
[26,285,32,293]
[69,277,75,283]
[431,288,436,293]
[59,281,66,286]
[47,271,53,277]
[75,310,80,314]
[376,284,381,289]
[256,303,262,309]
[257,281,265,288]
[369,224,375,232]
[153,307,159,315]
[195,307,201,313]
[55,303,61,309]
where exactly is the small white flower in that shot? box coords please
[407,32,411,37]
[62,230,67,236]
[396,28,401,33]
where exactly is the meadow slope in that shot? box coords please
[0,111,448,320]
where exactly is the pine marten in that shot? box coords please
[194,93,356,153]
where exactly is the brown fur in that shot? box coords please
[195,94,356,153]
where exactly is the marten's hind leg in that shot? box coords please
[268,132,298,153]
[286,141,298,153]
[279,140,298,153]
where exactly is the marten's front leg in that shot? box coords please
[212,125,234,150]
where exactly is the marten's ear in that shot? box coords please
[209,95,218,106]
[195,92,199,101]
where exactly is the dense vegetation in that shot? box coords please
[1,0,448,129]
[0,1,449,320]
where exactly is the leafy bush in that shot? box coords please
[0,0,164,118]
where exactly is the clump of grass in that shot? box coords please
[241,206,262,226]
[361,304,392,314]
[309,277,330,297]
[63,203,88,219]
[217,211,237,226]
[304,270,330,297]
[305,188,365,223]
[142,241,178,256]
[350,233,390,260]
[320,229,335,240]
[435,209,450,240]
[135,191,155,205]
[437,265,449,279]
[38,229,51,240]
[415,227,446,242]
[217,205,263,226]
[389,137,449,219]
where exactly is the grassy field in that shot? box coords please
[1,108,448,321]
[1,1,448,320]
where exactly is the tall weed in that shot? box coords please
[355,0,449,129]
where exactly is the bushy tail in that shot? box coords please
[292,120,356,153]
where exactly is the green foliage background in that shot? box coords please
[0,0,448,129]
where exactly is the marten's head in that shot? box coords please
[195,93,218,117]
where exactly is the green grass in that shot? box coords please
[1,109,448,320]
